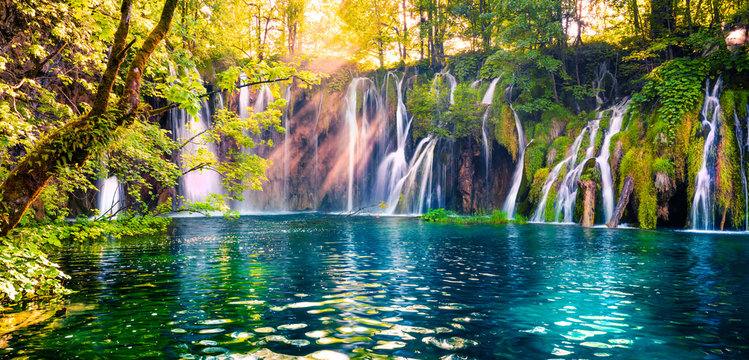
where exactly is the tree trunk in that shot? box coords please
[550,71,559,103]
[650,0,673,38]
[631,0,642,37]
[0,0,179,237]
[607,175,635,228]
[402,0,408,60]
[579,180,596,227]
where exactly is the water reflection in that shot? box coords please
[2,216,749,359]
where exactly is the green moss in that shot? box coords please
[619,149,656,229]
[550,136,572,164]
[544,186,558,223]
[524,142,547,183]
[536,105,575,145]
[528,167,550,204]
[716,111,745,228]
[492,102,520,160]
[653,157,676,177]
[670,108,698,182]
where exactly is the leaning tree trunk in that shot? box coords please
[0,0,179,237]
[607,175,634,228]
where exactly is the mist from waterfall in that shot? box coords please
[172,99,223,206]
[97,176,123,217]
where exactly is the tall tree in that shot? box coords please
[0,0,179,236]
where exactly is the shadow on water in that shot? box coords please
[2,215,749,359]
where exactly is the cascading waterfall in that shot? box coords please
[233,84,274,213]
[444,72,457,104]
[343,78,374,212]
[530,95,630,224]
[97,176,123,217]
[481,77,501,192]
[595,98,630,222]
[384,137,439,214]
[173,98,223,205]
[554,119,600,222]
[375,71,457,215]
[375,74,412,209]
[501,105,527,218]
[531,127,588,222]
[691,78,723,230]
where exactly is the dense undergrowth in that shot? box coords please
[422,208,528,225]
[1,215,172,303]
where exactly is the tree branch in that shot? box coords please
[26,43,68,79]
[90,0,134,117]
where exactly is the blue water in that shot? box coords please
[3,215,749,359]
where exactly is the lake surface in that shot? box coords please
[3,215,749,359]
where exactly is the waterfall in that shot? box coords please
[734,110,748,231]
[502,105,527,218]
[480,77,501,197]
[596,98,631,222]
[482,78,501,105]
[234,84,274,213]
[173,98,223,205]
[432,72,457,104]
[554,120,600,222]
[97,176,123,217]
[375,74,412,210]
[531,127,588,222]
[343,78,374,212]
[383,137,438,214]
[691,78,723,230]
[445,73,457,104]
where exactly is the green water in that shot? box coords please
[2,215,749,359]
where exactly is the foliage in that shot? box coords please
[652,157,676,177]
[524,143,548,183]
[0,241,70,303]
[716,110,744,228]
[422,208,524,225]
[528,168,550,205]
[1,214,171,303]
[550,136,573,164]
[409,82,481,140]
[448,52,489,82]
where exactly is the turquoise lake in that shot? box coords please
[3,215,749,359]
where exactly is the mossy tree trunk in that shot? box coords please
[0,0,179,237]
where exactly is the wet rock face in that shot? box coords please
[457,141,476,213]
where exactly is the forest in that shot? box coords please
[1,0,748,312]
